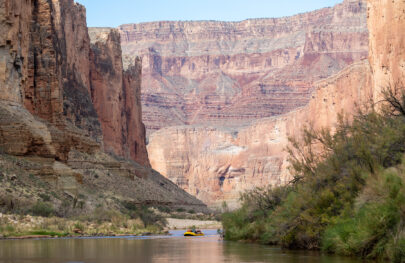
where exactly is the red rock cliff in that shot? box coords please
[147,61,373,207]
[0,0,31,104]
[120,0,369,135]
[146,0,405,207]
[21,0,100,136]
[0,0,150,167]
[0,0,204,209]
[89,28,150,167]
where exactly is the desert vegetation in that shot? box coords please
[222,86,405,262]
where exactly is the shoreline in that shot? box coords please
[0,228,221,241]
[165,218,222,230]
[0,233,168,241]
[0,214,221,240]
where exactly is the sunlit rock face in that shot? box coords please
[147,61,373,207]
[119,0,371,206]
[147,0,405,207]
[119,0,369,135]
[367,0,405,99]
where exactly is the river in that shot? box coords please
[0,230,363,263]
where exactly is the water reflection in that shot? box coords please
[0,230,362,263]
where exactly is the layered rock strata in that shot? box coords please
[147,0,405,207]
[0,0,205,209]
[120,0,369,134]
[148,61,373,207]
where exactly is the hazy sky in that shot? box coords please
[76,0,342,27]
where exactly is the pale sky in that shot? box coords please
[76,0,342,27]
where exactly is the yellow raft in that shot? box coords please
[184,231,204,236]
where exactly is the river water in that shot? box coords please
[0,230,363,263]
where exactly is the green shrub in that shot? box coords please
[223,87,405,261]
[88,207,123,223]
[31,201,54,217]
[157,206,171,213]
[323,168,405,261]
[120,200,138,212]
[39,193,51,202]
[5,225,15,233]
[138,206,166,227]
[73,222,84,232]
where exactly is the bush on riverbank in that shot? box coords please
[222,87,405,261]
[0,212,163,238]
[323,166,405,261]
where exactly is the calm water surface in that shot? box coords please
[0,230,363,263]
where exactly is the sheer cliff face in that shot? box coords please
[0,0,31,104]
[119,0,369,134]
[0,0,150,166]
[0,0,108,157]
[89,28,150,167]
[22,0,99,134]
[0,0,205,209]
[367,0,405,97]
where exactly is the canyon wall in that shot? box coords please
[120,0,369,134]
[367,0,405,97]
[147,0,405,207]
[0,0,205,210]
[125,0,369,206]
[0,0,150,166]
[89,28,149,167]
[0,0,31,104]
[148,61,373,207]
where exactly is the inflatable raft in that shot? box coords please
[184,230,204,236]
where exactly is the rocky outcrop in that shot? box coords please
[122,59,150,166]
[120,0,369,134]
[89,28,150,167]
[148,61,373,207]
[0,0,205,209]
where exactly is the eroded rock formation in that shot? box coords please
[0,0,205,209]
[148,61,373,207]
[120,0,369,134]
[89,28,149,167]
[146,0,405,207]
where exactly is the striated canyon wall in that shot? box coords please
[132,0,369,207]
[120,0,369,134]
[148,61,373,207]
[147,0,405,207]
[0,0,206,210]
